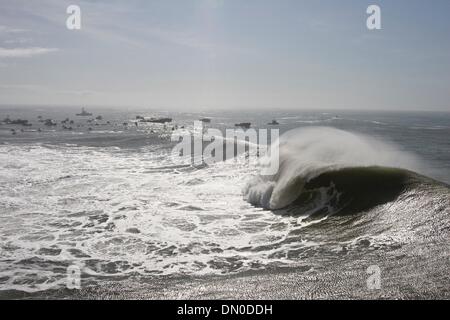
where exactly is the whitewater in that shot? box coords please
[0,107,449,298]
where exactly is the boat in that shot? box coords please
[235,122,251,129]
[76,108,93,116]
[44,119,57,126]
[139,117,172,124]
[268,120,279,125]
[199,118,211,123]
[10,119,32,126]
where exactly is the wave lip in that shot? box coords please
[244,127,422,212]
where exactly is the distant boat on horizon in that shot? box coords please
[76,108,93,116]
[137,116,172,124]
[235,122,251,129]
[268,120,279,125]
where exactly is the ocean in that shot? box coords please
[0,106,449,298]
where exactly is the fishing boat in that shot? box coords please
[235,122,251,129]
[139,117,172,124]
[76,108,93,116]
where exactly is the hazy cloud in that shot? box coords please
[0,47,58,58]
[0,25,28,34]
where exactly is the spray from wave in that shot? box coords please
[243,127,423,212]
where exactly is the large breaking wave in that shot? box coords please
[243,127,428,214]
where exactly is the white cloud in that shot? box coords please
[0,47,58,58]
[0,25,28,34]
[4,38,32,45]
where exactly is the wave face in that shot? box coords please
[244,127,423,212]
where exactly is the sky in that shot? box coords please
[0,0,449,111]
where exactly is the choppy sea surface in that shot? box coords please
[0,106,449,295]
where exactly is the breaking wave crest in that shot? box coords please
[243,127,426,214]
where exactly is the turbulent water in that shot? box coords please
[0,106,449,296]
